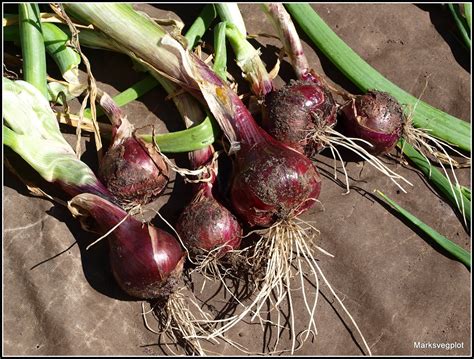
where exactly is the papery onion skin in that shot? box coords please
[262,80,337,155]
[69,193,185,299]
[339,91,404,156]
[99,135,169,207]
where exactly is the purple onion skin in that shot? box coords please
[176,146,242,256]
[231,128,322,227]
[71,193,185,299]
[339,91,404,156]
[192,54,322,228]
[57,180,114,203]
[99,135,169,207]
[176,185,242,256]
[262,80,337,156]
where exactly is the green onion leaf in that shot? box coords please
[447,3,471,49]
[42,22,82,84]
[140,115,218,153]
[464,4,472,31]
[213,21,228,81]
[215,4,247,35]
[18,3,48,98]
[184,4,217,50]
[83,75,159,119]
[399,139,471,225]
[376,190,471,268]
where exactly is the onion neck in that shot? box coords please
[262,3,310,80]
[191,53,265,149]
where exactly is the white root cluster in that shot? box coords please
[188,219,372,356]
[305,120,413,195]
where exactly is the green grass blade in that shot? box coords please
[399,139,471,224]
[18,3,48,98]
[285,4,471,152]
[377,190,471,268]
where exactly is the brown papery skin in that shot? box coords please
[70,193,185,299]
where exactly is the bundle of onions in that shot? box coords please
[214,6,374,354]
[257,3,411,194]
[3,77,226,355]
[276,3,470,224]
[59,4,324,351]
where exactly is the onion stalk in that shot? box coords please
[18,3,48,98]
[399,140,471,228]
[447,3,471,49]
[4,21,82,86]
[376,191,470,268]
[212,21,228,81]
[184,4,217,50]
[3,77,110,200]
[51,7,219,153]
[224,22,274,98]
[215,3,247,36]
[216,4,274,98]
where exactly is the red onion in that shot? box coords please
[338,90,404,155]
[192,56,322,228]
[176,147,242,256]
[259,4,412,194]
[68,193,185,299]
[262,79,337,155]
[96,91,169,207]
